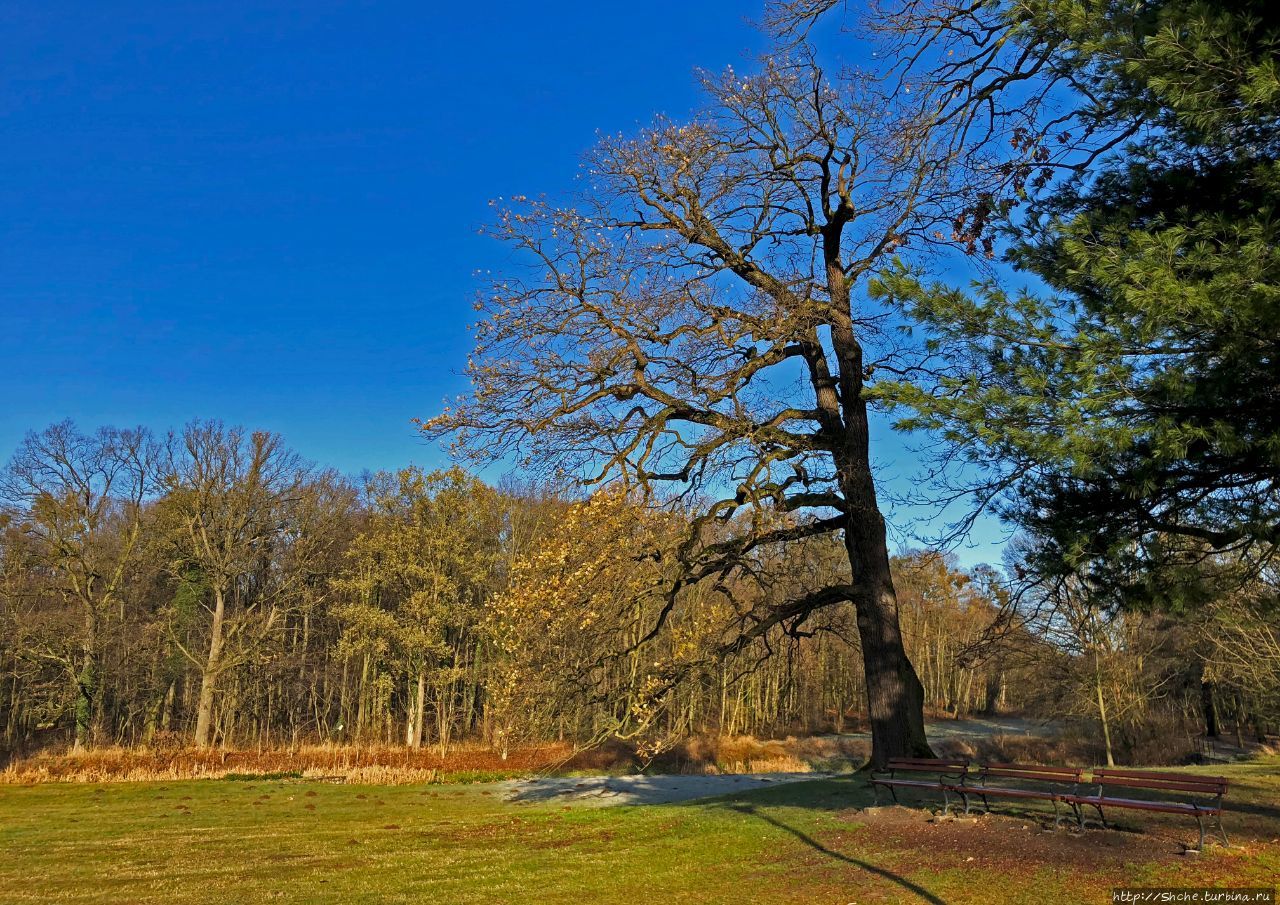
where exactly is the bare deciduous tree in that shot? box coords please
[0,421,158,748]
[425,56,993,764]
[159,421,306,749]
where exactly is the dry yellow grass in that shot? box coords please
[16,727,1233,785]
[0,740,578,784]
[1,732,874,784]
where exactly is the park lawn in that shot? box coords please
[0,758,1276,905]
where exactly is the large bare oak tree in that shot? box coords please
[427,56,987,764]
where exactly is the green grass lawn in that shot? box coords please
[1,758,1277,904]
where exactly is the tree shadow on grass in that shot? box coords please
[721,802,948,905]
[1220,796,1280,824]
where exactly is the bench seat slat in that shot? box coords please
[1068,795,1221,815]
[980,769,1083,783]
[964,786,1063,801]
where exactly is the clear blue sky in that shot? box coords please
[0,1,1008,565]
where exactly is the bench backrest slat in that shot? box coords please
[1093,774,1227,794]
[1093,768,1227,788]
[983,763,1081,776]
[980,765,1085,783]
[886,758,968,771]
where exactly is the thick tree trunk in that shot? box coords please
[355,654,369,739]
[193,585,227,749]
[436,679,453,757]
[408,671,426,748]
[831,318,932,766]
[819,230,932,769]
[73,612,101,751]
[983,669,1005,716]
[73,647,97,751]
[161,681,176,732]
[1201,679,1218,738]
[1094,650,1115,766]
[844,507,933,768]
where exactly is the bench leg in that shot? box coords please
[1051,797,1063,830]
[872,782,882,807]
[941,787,953,816]
[961,791,972,816]
[1078,803,1107,830]
[1190,811,1230,851]
[1216,814,1230,847]
[981,793,991,815]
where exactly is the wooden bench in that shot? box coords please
[869,757,968,815]
[957,763,1085,828]
[1064,768,1230,850]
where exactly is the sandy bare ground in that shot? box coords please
[500,717,1066,807]
[500,772,833,807]
[922,715,1062,741]
[815,715,1063,746]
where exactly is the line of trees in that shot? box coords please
[0,415,990,754]
[3,420,1274,762]
[0,419,1013,755]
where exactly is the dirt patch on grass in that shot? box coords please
[849,806,1182,870]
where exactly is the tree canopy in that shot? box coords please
[861,0,1280,603]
